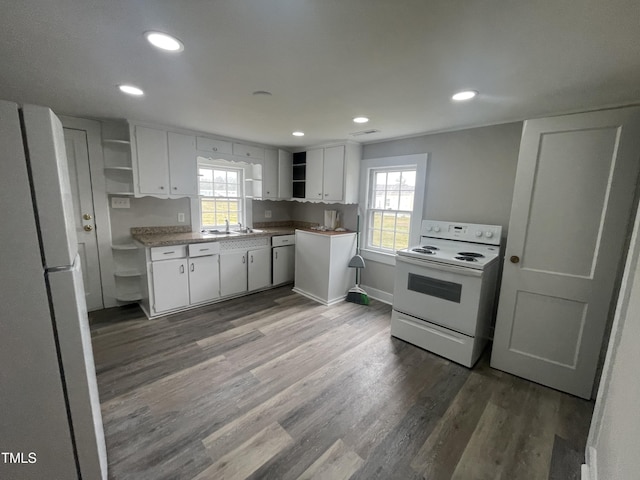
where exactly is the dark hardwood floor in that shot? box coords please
[90,287,594,480]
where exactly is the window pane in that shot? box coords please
[372,212,383,229]
[381,230,396,249]
[399,191,414,210]
[396,213,411,233]
[395,232,409,250]
[371,229,381,247]
[366,167,417,252]
[400,171,416,190]
[382,212,397,231]
[227,170,238,185]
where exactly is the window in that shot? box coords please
[198,165,243,228]
[367,168,416,252]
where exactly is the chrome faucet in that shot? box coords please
[225,218,230,233]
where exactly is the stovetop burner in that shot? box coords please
[455,256,478,262]
[421,245,439,250]
[412,248,436,254]
[458,252,484,258]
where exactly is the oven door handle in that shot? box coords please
[396,255,484,277]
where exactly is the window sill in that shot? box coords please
[361,248,397,266]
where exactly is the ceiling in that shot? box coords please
[1,0,639,149]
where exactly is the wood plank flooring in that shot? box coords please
[90,286,594,480]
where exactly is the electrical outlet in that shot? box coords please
[111,197,130,209]
[264,210,272,219]
[178,212,185,223]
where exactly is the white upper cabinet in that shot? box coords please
[263,149,279,199]
[323,145,344,201]
[131,125,197,198]
[196,136,232,155]
[304,143,360,203]
[168,132,197,196]
[305,148,324,200]
[233,142,264,160]
[134,126,170,195]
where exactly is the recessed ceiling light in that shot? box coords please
[292,131,305,137]
[118,84,144,96]
[452,90,478,101]
[353,116,369,124]
[144,31,184,52]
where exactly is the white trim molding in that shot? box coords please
[360,285,393,305]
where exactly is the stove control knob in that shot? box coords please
[485,231,494,238]
[433,226,441,232]
[426,225,432,232]
[475,231,483,237]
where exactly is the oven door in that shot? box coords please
[393,255,484,336]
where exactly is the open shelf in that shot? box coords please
[114,270,142,278]
[112,243,138,251]
[103,139,131,145]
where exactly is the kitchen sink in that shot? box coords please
[200,230,241,237]
[234,228,264,234]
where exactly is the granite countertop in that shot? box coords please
[131,226,297,247]
[130,223,355,247]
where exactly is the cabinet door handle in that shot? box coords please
[163,251,175,255]
[190,263,195,272]
[160,186,165,190]
[212,146,218,151]
[242,255,246,264]
[250,255,254,263]
[275,251,278,259]
[180,265,185,274]
[173,186,178,190]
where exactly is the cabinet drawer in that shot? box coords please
[188,242,221,257]
[272,235,295,246]
[150,245,187,261]
[196,136,232,154]
[233,142,264,159]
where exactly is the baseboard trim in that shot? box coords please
[360,285,393,305]
[582,446,597,480]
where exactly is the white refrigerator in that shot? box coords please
[0,101,107,479]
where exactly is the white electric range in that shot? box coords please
[391,220,503,367]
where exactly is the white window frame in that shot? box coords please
[359,154,428,266]
[196,162,245,230]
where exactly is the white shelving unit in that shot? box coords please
[111,243,142,303]
[103,139,134,195]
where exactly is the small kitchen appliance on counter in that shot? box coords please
[391,220,502,367]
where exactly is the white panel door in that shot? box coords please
[189,255,220,304]
[248,248,271,291]
[305,148,323,200]
[168,132,197,196]
[322,145,344,201]
[135,126,169,195]
[64,128,103,311]
[152,258,189,313]
[220,251,248,297]
[491,107,640,398]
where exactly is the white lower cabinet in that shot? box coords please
[152,258,190,313]
[220,247,271,296]
[220,251,248,297]
[188,255,220,304]
[248,248,271,291]
[148,243,220,315]
[273,245,295,285]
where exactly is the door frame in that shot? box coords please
[60,115,117,308]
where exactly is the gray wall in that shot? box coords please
[109,197,191,244]
[360,122,523,295]
[252,199,293,223]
